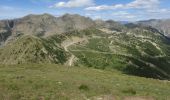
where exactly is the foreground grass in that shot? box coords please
[0,64,169,100]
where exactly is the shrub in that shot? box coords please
[122,87,136,95]
[78,84,89,91]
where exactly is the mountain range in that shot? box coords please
[136,19,170,38]
[0,13,170,80]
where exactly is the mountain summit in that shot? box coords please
[0,13,96,44]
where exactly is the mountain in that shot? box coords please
[0,13,170,80]
[57,14,96,33]
[136,19,170,38]
[119,21,130,24]
[13,13,95,36]
[0,13,96,45]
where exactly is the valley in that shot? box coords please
[0,13,170,100]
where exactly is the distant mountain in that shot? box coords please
[14,13,96,36]
[137,19,170,38]
[95,19,127,32]
[0,13,96,45]
[119,21,130,24]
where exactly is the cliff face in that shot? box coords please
[0,20,13,45]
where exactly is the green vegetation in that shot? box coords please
[0,64,169,100]
[0,35,68,64]
[68,28,170,79]
[1,27,170,80]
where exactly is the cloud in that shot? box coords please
[51,0,94,8]
[126,0,159,9]
[85,4,123,11]
[112,11,136,19]
[85,0,160,11]
[85,0,170,21]
[0,6,14,11]
[147,8,170,13]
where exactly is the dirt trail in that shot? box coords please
[91,95,155,100]
[68,55,75,66]
[61,37,87,66]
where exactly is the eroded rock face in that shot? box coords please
[137,19,170,38]
[0,20,13,45]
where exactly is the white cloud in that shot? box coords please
[51,0,94,8]
[85,0,160,11]
[126,0,159,9]
[112,11,129,16]
[85,5,117,11]
[147,8,170,13]
[84,13,102,19]
[112,11,136,19]
[84,0,170,21]
[84,11,137,21]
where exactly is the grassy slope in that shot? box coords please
[0,64,169,100]
[68,28,170,79]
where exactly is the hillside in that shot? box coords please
[0,35,68,64]
[64,27,170,80]
[0,64,169,100]
[136,19,170,38]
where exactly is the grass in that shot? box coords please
[68,31,170,79]
[0,35,68,64]
[0,64,169,100]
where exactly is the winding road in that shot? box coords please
[62,37,87,66]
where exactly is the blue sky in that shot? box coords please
[0,0,170,21]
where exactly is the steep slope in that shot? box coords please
[0,35,68,64]
[56,14,96,33]
[0,20,12,45]
[0,13,96,46]
[12,13,94,36]
[12,14,59,36]
[0,13,95,39]
[137,19,170,38]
